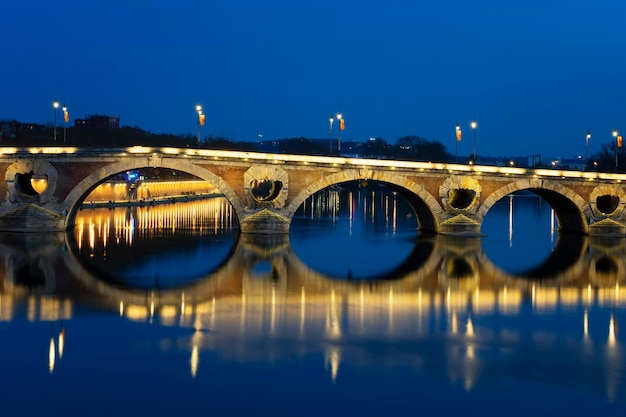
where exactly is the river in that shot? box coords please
[0,183,624,416]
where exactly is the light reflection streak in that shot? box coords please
[550,208,556,242]
[48,337,55,373]
[508,195,513,247]
[392,192,397,234]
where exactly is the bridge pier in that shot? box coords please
[239,209,291,235]
[437,214,483,237]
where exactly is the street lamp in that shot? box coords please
[336,112,342,154]
[329,115,334,154]
[585,130,591,170]
[455,122,461,162]
[614,128,619,169]
[62,104,68,145]
[470,120,477,162]
[53,100,59,142]
[196,104,203,146]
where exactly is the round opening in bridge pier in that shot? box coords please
[16,172,48,196]
[596,195,620,215]
[250,179,283,202]
[448,189,476,210]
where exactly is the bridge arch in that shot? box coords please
[61,158,246,229]
[284,169,443,233]
[477,179,590,234]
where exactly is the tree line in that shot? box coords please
[0,119,623,170]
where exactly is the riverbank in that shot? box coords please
[80,192,224,209]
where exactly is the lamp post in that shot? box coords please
[336,112,342,154]
[62,104,68,145]
[614,128,619,170]
[329,115,334,154]
[455,122,461,162]
[196,104,203,146]
[585,130,591,170]
[470,120,477,162]
[53,100,59,142]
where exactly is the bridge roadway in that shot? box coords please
[2,146,626,236]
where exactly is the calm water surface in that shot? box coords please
[0,185,624,416]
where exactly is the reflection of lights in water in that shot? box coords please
[240,292,246,333]
[89,222,95,252]
[466,316,475,337]
[326,289,341,339]
[466,344,475,359]
[451,310,458,334]
[119,301,124,316]
[348,191,354,233]
[359,288,365,331]
[270,286,276,335]
[550,208,556,242]
[608,313,617,346]
[48,337,55,373]
[370,191,375,224]
[583,310,589,339]
[300,287,306,336]
[508,195,513,247]
[385,195,389,227]
[190,346,199,378]
[393,192,397,234]
[325,346,341,383]
[75,198,236,250]
[58,326,65,359]
[388,288,394,331]
[585,284,593,307]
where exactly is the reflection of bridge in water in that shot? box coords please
[0,231,625,393]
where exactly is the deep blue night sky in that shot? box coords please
[2,0,625,158]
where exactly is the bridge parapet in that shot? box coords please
[1,147,626,236]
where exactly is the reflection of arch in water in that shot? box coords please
[62,230,244,306]
[288,235,440,283]
[477,235,589,285]
[59,230,447,313]
[66,219,240,290]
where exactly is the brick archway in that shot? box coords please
[284,169,443,233]
[61,158,245,229]
[477,179,590,234]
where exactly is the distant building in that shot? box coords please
[74,114,120,129]
[0,120,49,142]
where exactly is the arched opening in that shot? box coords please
[289,180,437,280]
[68,167,240,289]
[481,189,585,278]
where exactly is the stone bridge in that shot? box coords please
[2,146,626,236]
